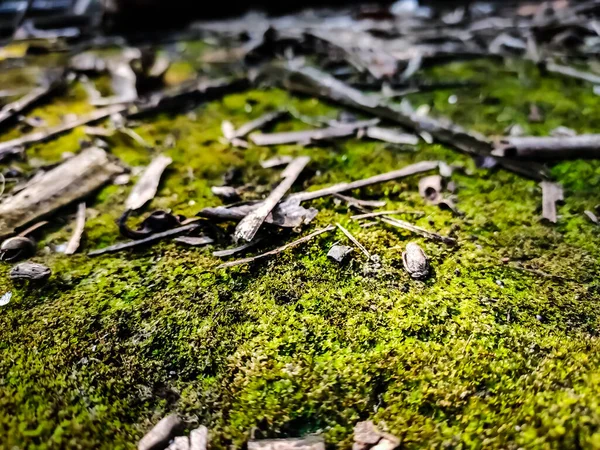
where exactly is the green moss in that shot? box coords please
[2,56,600,449]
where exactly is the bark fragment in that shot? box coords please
[125,155,172,211]
[540,181,564,223]
[0,147,123,238]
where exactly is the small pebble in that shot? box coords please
[190,426,209,450]
[0,291,12,306]
[327,244,353,263]
[10,262,50,281]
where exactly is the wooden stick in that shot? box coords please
[545,62,600,85]
[540,181,563,223]
[234,156,310,242]
[288,160,439,203]
[88,223,199,256]
[0,104,127,159]
[65,202,86,255]
[494,134,600,160]
[218,225,335,268]
[0,147,123,238]
[380,216,457,245]
[249,119,378,146]
[267,63,547,180]
[351,210,423,220]
[336,222,371,259]
[125,154,172,211]
[232,110,287,139]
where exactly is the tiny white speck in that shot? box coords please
[448,95,458,104]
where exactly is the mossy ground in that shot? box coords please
[1,45,600,450]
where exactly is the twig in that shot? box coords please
[234,156,310,242]
[380,216,457,245]
[65,202,86,255]
[288,160,439,203]
[213,238,263,257]
[0,147,123,239]
[0,104,127,159]
[218,225,335,268]
[333,193,386,208]
[545,62,600,85]
[232,110,287,139]
[336,222,371,259]
[266,63,547,180]
[88,223,199,256]
[493,134,600,160]
[0,173,4,198]
[125,154,172,211]
[249,119,378,146]
[351,210,424,220]
[365,127,419,145]
[540,181,563,223]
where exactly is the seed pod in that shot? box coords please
[10,262,51,281]
[0,236,36,262]
[402,242,430,279]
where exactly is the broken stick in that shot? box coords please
[380,216,457,245]
[65,202,86,255]
[0,147,123,238]
[288,160,439,203]
[0,104,127,160]
[125,154,172,211]
[493,134,600,160]
[540,181,563,223]
[235,156,310,242]
[219,225,335,268]
[88,223,200,256]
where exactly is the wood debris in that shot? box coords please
[138,414,182,450]
[190,426,209,450]
[89,223,199,256]
[584,210,599,224]
[365,127,420,145]
[248,436,325,450]
[0,70,67,131]
[545,62,600,85]
[540,181,564,223]
[211,186,240,201]
[213,238,263,258]
[249,119,378,146]
[10,262,51,281]
[230,110,287,139]
[493,134,600,160]
[174,236,214,247]
[268,63,546,180]
[336,222,371,259]
[0,147,123,239]
[64,203,86,255]
[353,421,400,450]
[289,160,439,203]
[125,154,172,211]
[351,210,423,220]
[218,225,335,268]
[380,216,457,246]
[234,156,310,242]
[0,104,128,161]
[334,194,387,208]
[0,292,11,307]
[260,155,294,169]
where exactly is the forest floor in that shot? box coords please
[1,36,600,449]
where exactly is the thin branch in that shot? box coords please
[336,222,371,259]
[88,223,200,256]
[380,216,457,245]
[218,225,335,269]
[234,156,310,242]
[65,203,86,255]
[288,160,439,203]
